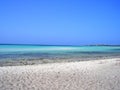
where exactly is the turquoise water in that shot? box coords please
[0,45,120,61]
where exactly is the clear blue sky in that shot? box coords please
[0,0,120,45]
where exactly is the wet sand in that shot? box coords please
[0,58,120,90]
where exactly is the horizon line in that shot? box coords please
[0,43,120,46]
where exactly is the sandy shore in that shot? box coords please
[0,58,120,90]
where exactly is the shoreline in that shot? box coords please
[0,56,120,67]
[0,58,120,90]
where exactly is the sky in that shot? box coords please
[0,0,120,45]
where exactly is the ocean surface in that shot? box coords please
[0,45,120,66]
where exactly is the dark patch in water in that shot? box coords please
[0,51,120,61]
[111,49,120,51]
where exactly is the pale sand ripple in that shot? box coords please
[0,58,120,90]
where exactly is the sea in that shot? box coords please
[0,44,120,66]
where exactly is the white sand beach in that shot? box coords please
[0,58,120,90]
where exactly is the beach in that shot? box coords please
[0,58,120,90]
[1,0,120,89]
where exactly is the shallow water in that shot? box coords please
[0,45,120,66]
